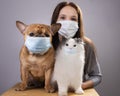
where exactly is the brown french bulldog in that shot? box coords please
[15,21,61,93]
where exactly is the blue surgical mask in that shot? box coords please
[25,36,52,54]
[64,48,77,54]
[57,20,79,39]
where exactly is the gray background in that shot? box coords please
[0,0,120,96]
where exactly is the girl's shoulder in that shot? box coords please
[83,36,97,53]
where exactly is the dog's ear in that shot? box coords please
[50,23,61,35]
[16,21,27,35]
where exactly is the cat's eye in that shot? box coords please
[66,43,69,46]
[73,45,76,47]
[29,32,34,36]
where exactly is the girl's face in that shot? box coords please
[57,6,78,22]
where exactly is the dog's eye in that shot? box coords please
[66,43,69,46]
[73,45,76,47]
[45,33,49,37]
[29,32,34,36]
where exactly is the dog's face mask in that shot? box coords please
[16,21,61,54]
[25,36,51,54]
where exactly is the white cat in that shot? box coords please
[52,38,85,96]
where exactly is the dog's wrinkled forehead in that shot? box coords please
[26,24,50,34]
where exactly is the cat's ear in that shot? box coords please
[74,38,81,43]
[74,38,85,45]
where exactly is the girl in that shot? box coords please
[51,1,102,90]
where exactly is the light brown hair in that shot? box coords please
[51,1,96,52]
[51,2,84,50]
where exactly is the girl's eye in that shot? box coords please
[71,18,77,21]
[60,16,66,20]
[29,32,34,36]
[66,43,69,46]
[73,45,76,47]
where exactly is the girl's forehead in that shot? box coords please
[59,6,78,17]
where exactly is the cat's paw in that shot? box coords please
[59,92,68,96]
[75,88,84,94]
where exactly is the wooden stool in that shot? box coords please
[1,83,99,96]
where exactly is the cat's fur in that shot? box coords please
[52,38,85,96]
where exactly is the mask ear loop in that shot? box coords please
[73,28,80,39]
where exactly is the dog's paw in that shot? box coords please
[45,86,55,93]
[15,85,27,91]
[15,87,25,91]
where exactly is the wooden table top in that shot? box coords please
[1,83,99,96]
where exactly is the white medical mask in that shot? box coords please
[57,20,79,39]
[25,36,52,55]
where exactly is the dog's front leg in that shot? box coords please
[44,68,55,93]
[15,66,29,91]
